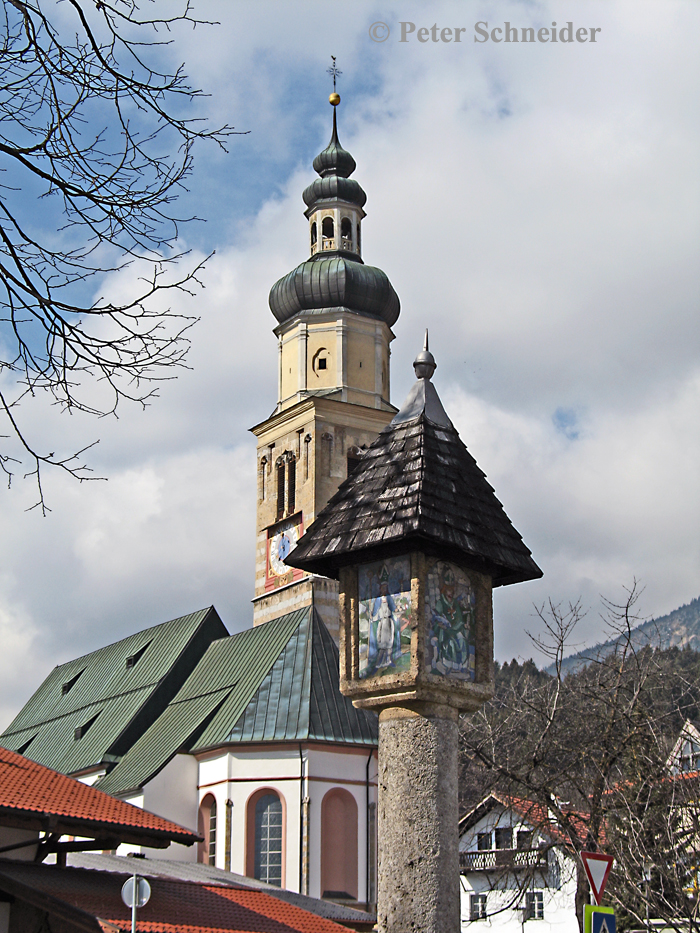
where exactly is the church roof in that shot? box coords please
[0,862,352,933]
[287,350,542,586]
[97,607,376,797]
[0,607,227,776]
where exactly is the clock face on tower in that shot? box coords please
[266,515,303,588]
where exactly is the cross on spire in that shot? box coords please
[327,56,341,93]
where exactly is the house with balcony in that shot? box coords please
[459,793,579,933]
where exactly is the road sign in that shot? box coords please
[581,851,614,904]
[585,904,615,933]
[121,874,151,908]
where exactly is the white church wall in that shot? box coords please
[305,745,377,903]
[197,745,304,890]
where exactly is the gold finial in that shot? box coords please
[327,56,341,106]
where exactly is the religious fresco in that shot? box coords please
[358,556,412,678]
[425,560,476,681]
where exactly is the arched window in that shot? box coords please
[356,224,361,252]
[340,217,352,241]
[310,221,317,246]
[246,790,284,887]
[198,794,217,866]
[287,458,296,514]
[321,788,358,900]
[322,216,334,240]
[276,460,285,521]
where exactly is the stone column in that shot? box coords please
[377,703,459,933]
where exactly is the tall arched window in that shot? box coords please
[198,794,217,866]
[340,217,352,242]
[255,793,283,885]
[246,790,284,886]
[321,788,358,900]
[311,221,317,246]
[322,216,334,241]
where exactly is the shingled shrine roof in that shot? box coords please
[287,337,542,586]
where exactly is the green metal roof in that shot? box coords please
[0,608,227,775]
[97,608,377,797]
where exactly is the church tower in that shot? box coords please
[251,93,400,639]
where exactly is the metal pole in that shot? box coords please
[646,877,650,933]
[132,873,137,933]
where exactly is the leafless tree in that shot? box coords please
[0,0,241,510]
[461,583,700,932]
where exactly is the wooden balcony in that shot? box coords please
[460,848,549,873]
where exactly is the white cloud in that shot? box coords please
[0,0,698,722]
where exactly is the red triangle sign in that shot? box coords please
[581,851,614,904]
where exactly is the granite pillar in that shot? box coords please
[377,703,459,933]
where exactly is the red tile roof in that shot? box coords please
[0,862,350,933]
[460,791,607,849]
[0,746,197,847]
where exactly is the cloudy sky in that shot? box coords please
[0,0,698,727]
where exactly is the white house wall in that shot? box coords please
[459,807,579,933]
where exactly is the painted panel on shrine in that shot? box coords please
[425,560,476,681]
[358,556,412,678]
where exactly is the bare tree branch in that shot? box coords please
[0,0,246,509]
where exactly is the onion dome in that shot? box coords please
[302,174,366,211]
[303,105,366,211]
[269,254,400,327]
[313,106,356,178]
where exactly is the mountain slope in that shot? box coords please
[547,597,700,676]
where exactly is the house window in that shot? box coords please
[680,740,700,773]
[254,793,283,886]
[470,894,487,920]
[517,830,533,850]
[525,892,544,920]
[495,827,513,850]
[477,832,491,851]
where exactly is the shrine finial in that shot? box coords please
[413,329,437,380]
